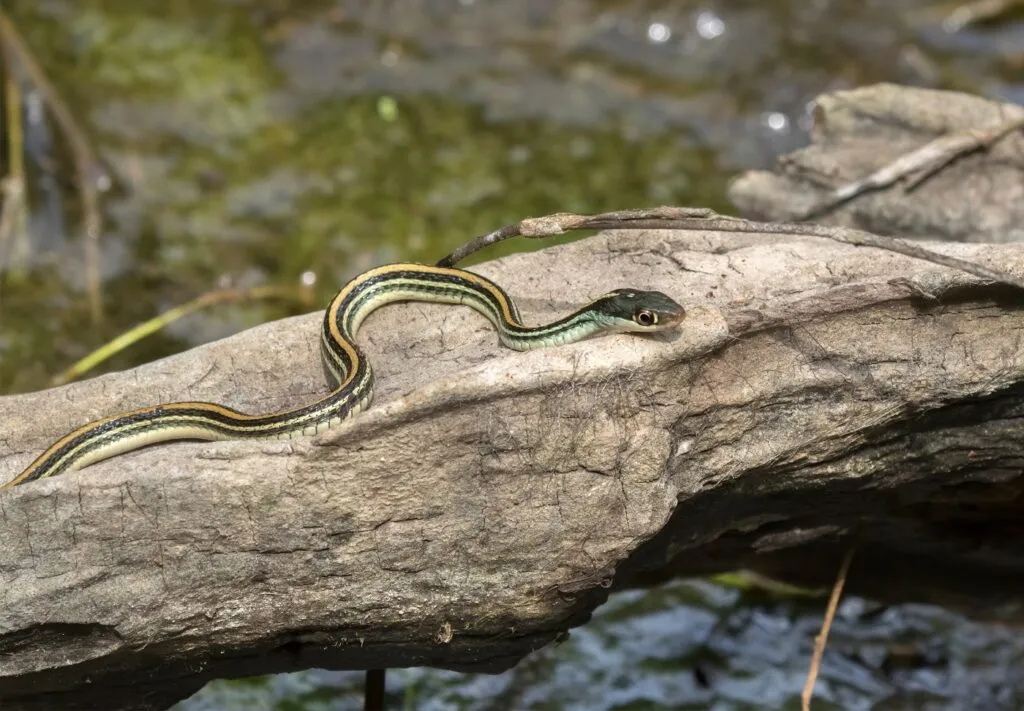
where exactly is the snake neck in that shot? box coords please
[325,264,612,359]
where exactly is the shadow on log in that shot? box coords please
[3,85,1024,710]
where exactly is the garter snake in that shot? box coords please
[2,263,684,488]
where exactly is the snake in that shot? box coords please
[1,263,684,488]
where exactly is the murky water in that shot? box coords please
[176,579,1024,710]
[2,1,1022,709]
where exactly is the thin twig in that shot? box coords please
[704,217,1024,289]
[795,111,1024,221]
[2,42,23,180]
[0,9,110,322]
[0,39,28,272]
[364,668,385,710]
[436,206,1024,291]
[801,546,856,711]
[49,283,315,386]
[435,207,723,267]
[938,0,1024,32]
[0,178,25,271]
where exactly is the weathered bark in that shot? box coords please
[2,227,1024,709]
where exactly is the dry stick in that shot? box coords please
[364,669,385,711]
[0,9,109,323]
[0,46,27,398]
[938,0,1024,31]
[903,114,1024,190]
[801,546,856,711]
[702,217,1024,289]
[796,111,1024,221]
[0,41,27,270]
[0,177,25,268]
[435,207,723,267]
[49,282,315,386]
[435,206,1024,291]
[1,40,24,182]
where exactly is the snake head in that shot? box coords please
[594,289,685,332]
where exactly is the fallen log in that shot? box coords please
[3,226,1024,710]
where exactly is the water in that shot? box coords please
[175,579,1024,709]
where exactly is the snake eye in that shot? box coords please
[634,309,657,327]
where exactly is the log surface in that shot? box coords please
[3,226,1024,709]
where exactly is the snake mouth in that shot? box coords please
[659,309,686,329]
